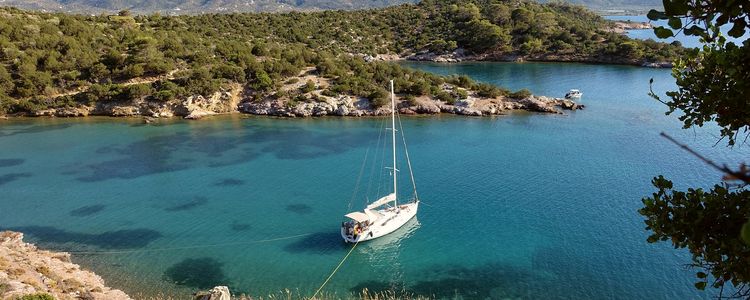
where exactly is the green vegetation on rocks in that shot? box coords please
[0,0,683,115]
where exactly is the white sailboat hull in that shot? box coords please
[341,201,419,243]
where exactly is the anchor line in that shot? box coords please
[311,240,360,299]
[64,232,315,255]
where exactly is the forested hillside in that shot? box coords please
[1,0,660,14]
[0,0,418,14]
[0,0,684,115]
[541,0,659,11]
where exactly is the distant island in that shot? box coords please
[0,1,681,119]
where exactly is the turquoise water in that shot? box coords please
[1,62,748,299]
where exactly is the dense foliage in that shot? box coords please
[0,0,664,14]
[641,176,750,295]
[642,0,750,298]
[648,0,750,146]
[1,0,418,14]
[0,0,683,114]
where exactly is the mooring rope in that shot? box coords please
[65,232,315,255]
[311,240,361,299]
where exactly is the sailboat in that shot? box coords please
[341,80,420,243]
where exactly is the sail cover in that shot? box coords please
[366,193,396,210]
[345,212,370,223]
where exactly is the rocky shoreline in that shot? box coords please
[1,73,584,120]
[400,50,672,68]
[0,231,132,300]
[2,92,583,120]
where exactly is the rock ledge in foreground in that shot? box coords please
[0,231,132,300]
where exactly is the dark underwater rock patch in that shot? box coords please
[164,196,209,212]
[163,257,228,289]
[285,203,313,214]
[7,226,162,249]
[70,204,107,217]
[0,173,31,186]
[0,158,24,168]
[229,222,251,231]
[214,178,246,186]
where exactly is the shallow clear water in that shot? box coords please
[1,62,747,299]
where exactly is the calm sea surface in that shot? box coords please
[1,62,748,299]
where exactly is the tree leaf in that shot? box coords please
[683,25,704,36]
[695,282,707,290]
[742,220,750,245]
[654,26,674,39]
[697,272,707,279]
[727,19,747,38]
[647,9,668,20]
[663,0,689,15]
[668,17,682,30]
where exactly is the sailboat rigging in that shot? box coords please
[341,80,420,243]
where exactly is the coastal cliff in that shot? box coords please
[0,231,131,300]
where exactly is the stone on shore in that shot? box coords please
[194,286,232,300]
[0,231,132,300]
[517,96,560,113]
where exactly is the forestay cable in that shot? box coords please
[396,112,419,201]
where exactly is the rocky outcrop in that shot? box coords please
[516,96,585,113]
[241,95,387,117]
[406,49,468,63]
[361,54,402,62]
[194,286,231,300]
[32,107,90,117]
[642,61,673,68]
[15,75,584,119]
[0,231,132,300]
[24,86,242,120]
[607,21,654,34]
[239,92,582,118]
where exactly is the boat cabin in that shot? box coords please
[343,212,372,238]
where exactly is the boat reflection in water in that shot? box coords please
[360,217,421,252]
[353,217,421,294]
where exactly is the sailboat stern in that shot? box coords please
[341,211,375,243]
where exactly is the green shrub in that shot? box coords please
[509,88,532,99]
[321,89,338,97]
[404,94,418,106]
[455,89,469,99]
[301,80,316,93]
[369,88,389,108]
[434,91,454,104]
[16,293,55,300]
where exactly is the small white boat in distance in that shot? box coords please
[341,80,420,243]
[565,89,583,99]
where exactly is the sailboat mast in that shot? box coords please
[390,80,397,207]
